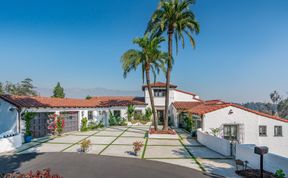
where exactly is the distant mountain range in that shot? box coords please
[36,88,143,98]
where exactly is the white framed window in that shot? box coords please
[88,111,93,120]
[113,110,121,117]
[154,89,166,97]
[259,126,267,137]
[274,126,282,137]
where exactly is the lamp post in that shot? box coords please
[254,146,269,178]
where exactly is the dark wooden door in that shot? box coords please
[61,111,79,133]
[31,113,50,138]
[157,110,164,125]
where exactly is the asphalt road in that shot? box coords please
[0,153,214,178]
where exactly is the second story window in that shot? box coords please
[154,89,166,97]
[259,126,267,137]
[274,126,283,137]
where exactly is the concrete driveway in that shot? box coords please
[11,126,239,177]
[0,153,211,178]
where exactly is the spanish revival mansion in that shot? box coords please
[0,82,287,157]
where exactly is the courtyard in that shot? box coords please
[4,126,239,177]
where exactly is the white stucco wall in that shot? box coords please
[144,88,199,108]
[24,105,147,130]
[173,90,199,102]
[236,144,288,174]
[0,134,22,153]
[197,129,231,156]
[170,105,179,127]
[203,106,288,157]
[0,99,18,134]
[144,88,173,107]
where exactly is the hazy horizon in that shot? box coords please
[31,85,281,104]
[0,0,287,103]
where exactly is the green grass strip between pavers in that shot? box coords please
[141,136,148,159]
[148,138,180,140]
[61,129,103,152]
[179,139,206,172]
[145,144,182,147]
[98,127,131,155]
[17,128,104,154]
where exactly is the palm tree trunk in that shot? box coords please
[163,31,173,131]
[145,66,158,131]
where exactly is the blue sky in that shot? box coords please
[0,0,287,102]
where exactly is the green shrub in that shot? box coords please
[81,118,88,132]
[24,112,36,136]
[274,169,286,178]
[88,121,97,130]
[134,113,143,120]
[182,114,195,132]
[109,111,126,126]
[210,128,220,136]
[97,120,104,128]
[85,120,104,131]
[127,105,135,121]
[143,108,152,121]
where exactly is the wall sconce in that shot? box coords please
[9,107,17,112]
[228,109,234,115]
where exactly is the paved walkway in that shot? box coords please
[7,126,239,177]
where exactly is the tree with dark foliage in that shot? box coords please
[52,82,65,98]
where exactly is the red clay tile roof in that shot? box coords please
[173,100,287,123]
[172,100,223,111]
[0,95,146,108]
[229,104,288,123]
[172,101,202,110]
[90,96,146,107]
[180,101,288,123]
[142,82,177,90]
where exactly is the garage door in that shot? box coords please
[61,111,79,133]
[30,113,50,138]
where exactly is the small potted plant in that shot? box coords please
[133,141,143,156]
[24,112,35,143]
[80,139,91,152]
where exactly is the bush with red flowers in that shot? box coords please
[2,168,62,178]
[47,113,65,136]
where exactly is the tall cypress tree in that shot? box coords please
[52,82,65,98]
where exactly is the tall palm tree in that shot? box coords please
[121,35,167,130]
[146,0,200,130]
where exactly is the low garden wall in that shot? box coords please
[236,144,288,174]
[0,134,22,153]
[197,129,231,156]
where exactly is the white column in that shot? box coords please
[92,111,97,121]
[78,111,82,131]
[82,110,88,119]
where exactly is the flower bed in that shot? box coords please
[148,128,179,139]
[127,121,151,126]
[236,169,276,178]
[149,128,176,135]
[2,168,62,178]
